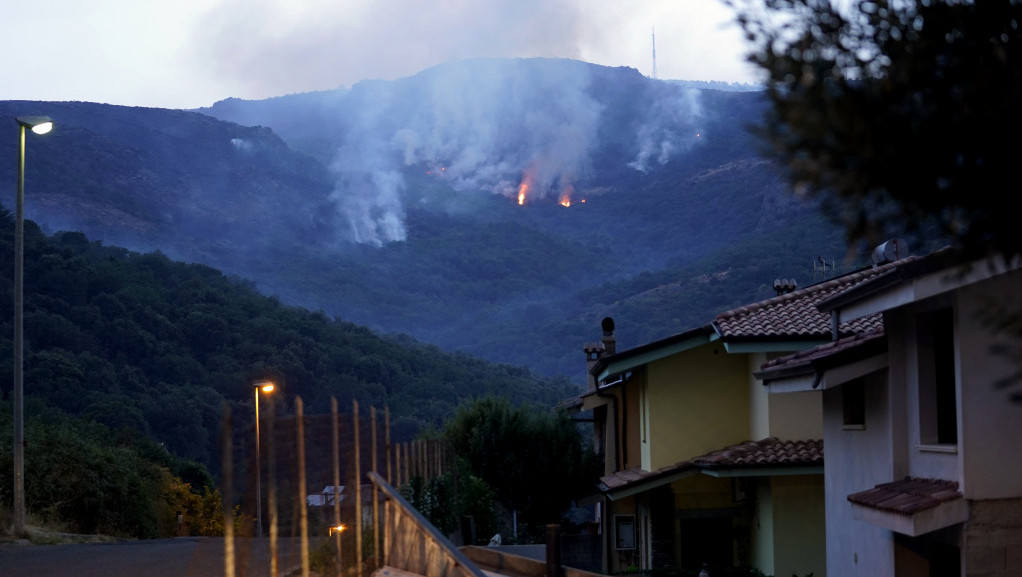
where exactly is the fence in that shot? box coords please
[217,396,454,577]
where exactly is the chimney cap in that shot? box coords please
[602,317,615,334]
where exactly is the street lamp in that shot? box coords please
[253,380,275,538]
[13,116,53,537]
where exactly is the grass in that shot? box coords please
[0,508,123,546]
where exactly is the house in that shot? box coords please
[576,258,913,576]
[306,485,345,507]
[755,247,1022,577]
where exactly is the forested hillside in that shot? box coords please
[0,208,579,473]
[1,59,861,385]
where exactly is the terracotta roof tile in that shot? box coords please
[711,259,916,340]
[690,437,823,467]
[757,327,886,375]
[600,467,658,491]
[847,477,962,515]
[598,437,823,494]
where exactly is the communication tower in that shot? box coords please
[651,27,657,79]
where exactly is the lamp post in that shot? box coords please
[13,116,53,537]
[253,381,275,538]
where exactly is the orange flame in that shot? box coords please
[558,184,574,208]
[517,182,528,205]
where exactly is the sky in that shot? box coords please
[2,0,760,110]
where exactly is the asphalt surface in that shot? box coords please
[0,536,306,577]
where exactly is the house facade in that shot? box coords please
[756,248,1022,577]
[577,263,906,576]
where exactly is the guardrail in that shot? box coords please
[368,471,486,577]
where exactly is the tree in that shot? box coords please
[726,0,1022,259]
[726,0,1022,400]
[442,396,598,540]
[400,458,498,545]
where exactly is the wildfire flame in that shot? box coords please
[514,171,581,208]
[558,184,574,208]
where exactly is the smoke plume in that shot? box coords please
[321,59,706,245]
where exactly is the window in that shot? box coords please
[918,308,958,445]
[842,378,866,428]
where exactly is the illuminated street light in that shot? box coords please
[253,381,275,538]
[13,116,53,537]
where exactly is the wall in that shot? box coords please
[750,353,824,442]
[958,271,1022,499]
[965,499,1022,576]
[822,368,896,577]
[771,475,827,577]
[751,480,774,575]
[645,342,749,470]
[768,389,824,441]
[748,353,772,440]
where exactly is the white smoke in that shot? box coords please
[327,59,704,245]
[629,86,704,173]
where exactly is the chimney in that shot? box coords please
[773,278,797,296]
[601,317,616,355]
[583,317,616,392]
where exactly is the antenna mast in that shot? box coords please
[651,27,657,79]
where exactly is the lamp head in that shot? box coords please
[16,116,53,135]
[254,381,275,394]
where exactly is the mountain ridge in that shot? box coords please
[0,58,853,384]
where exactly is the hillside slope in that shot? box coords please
[0,58,852,382]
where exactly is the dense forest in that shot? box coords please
[0,204,580,531]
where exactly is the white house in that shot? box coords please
[756,247,1022,577]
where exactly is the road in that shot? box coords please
[0,536,309,577]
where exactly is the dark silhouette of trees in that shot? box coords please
[727,0,1022,258]
[442,396,598,541]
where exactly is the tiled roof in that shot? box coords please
[711,260,916,340]
[690,437,823,467]
[755,327,886,378]
[600,467,666,492]
[847,477,962,515]
[598,437,823,494]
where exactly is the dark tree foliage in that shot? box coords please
[0,407,213,538]
[400,458,498,545]
[726,0,1022,401]
[727,0,1022,258]
[442,396,599,540]
[0,205,582,535]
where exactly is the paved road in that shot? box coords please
[0,536,308,577]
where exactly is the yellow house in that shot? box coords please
[577,261,902,576]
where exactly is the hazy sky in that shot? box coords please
[3,0,759,109]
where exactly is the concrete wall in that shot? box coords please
[964,499,1022,577]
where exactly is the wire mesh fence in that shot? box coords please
[217,396,453,577]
